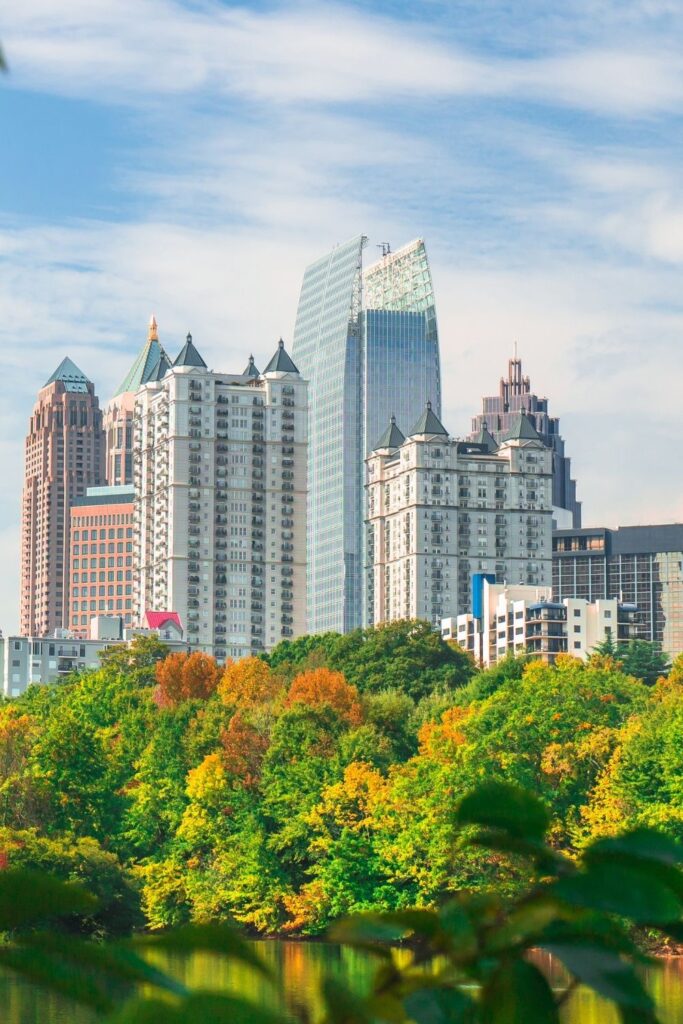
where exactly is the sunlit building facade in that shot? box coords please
[292,236,441,634]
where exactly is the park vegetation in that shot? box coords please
[0,622,680,941]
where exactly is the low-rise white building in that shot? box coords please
[442,577,640,665]
[365,406,553,627]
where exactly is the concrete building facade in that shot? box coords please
[68,486,135,637]
[20,358,105,636]
[553,524,683,657]
[365,406,553,628]
[442,578,640,665]
[470,355,581,527]
[134,335,307,660]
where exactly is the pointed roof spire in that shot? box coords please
[44,356,90,392]
[408,401,448,438]
[244,354,260,378]
[473,419,498,453]
[501,408,541,442]
[113,318,171,397]
[148,353,171,382]
[263,338,299,375]
[374,414,406,451]
[174,332,207,369]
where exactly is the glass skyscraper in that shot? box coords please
[292,236,441,634]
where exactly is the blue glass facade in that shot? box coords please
[292,236,366,634]
[293,236,441,635]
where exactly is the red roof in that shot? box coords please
[144,611,182,631]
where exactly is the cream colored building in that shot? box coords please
[442,578,640,665]
[365,405,553,627]
[133,336,307,660]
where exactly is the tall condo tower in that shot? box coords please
[134,335,307,660]
[469,355,581,528]
[104,316,171,486]
[20,358,105,635]
[292,236,441,635]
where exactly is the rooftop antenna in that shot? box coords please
[378,242,391,257]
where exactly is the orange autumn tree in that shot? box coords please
[285,668,363,726]
[155,651,221,708]
[220,713,270,789]
[218,656,282,710]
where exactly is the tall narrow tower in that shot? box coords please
[292,236,442,635]
[20,358,105,636]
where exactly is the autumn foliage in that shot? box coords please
[218,656,282,709]
[155,651,221,707]
[285,668,363,725]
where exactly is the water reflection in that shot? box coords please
[0,942,681,1023]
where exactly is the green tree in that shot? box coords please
[592,637,670,684]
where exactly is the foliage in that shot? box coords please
[155,651,222,707]
[0,781,680,1022]
[592,636,671,685]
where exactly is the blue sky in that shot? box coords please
[2,0,683,630]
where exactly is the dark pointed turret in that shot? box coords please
[473,419,498,453]
[244,354,260,378]
[408,401,448,438]
[374,415,405,451]
[173,332,207,369]
[263,338,299,375]
[147,353,171,382]
[501,408,541,443]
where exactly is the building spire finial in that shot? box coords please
[148,315,158,342]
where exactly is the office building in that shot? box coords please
[292,236,441,634]
[68,485,135,637]
[20,358,105,636]
[553,525,683,657]
[365,406,553,628]
[1,615,185,698]
[134,335,307,660]
[470,355,581,527]
[104,316,171,486]
[442,577,639,665]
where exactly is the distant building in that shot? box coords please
[442,576,640,665]
[134,335,307,660]
[365,405,553,628]
[68,485,135,637]
[470,355,581,527]
[103,316,171,486]
[292,236,441,635]
[553,524,683,657]
[0,615,185,697]
[20,358,105,637]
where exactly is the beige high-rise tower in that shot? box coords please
[20,358,105,636]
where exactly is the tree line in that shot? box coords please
[0,622,680,938]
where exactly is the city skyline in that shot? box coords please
[4,1,683,630]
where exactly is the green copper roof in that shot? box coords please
[473,421,498,452]
[502,409,542,443]
[148,353,171,382]
[114,319,171,396]
[263,338,299,374]
[174,333,207,369]
[409,401,448,437]
[374,415,406,450]
[44,356,90,393]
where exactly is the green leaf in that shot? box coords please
[456,783,549,841]
[0,945,113,1013]
[321,977,372,1024]
[554,862,683,925]
[106,998,183,1024]
[404,986,477,1023]
[0,870,97,930]
[468,829,565,872]
[26,932,187,997]
[586,828,683,868]
[437,901,477,957]
[132,924,271,977]
[328,914,405,954]
[480,960,559,1024]
[178,993,288,1024]
[542,944,653,1012]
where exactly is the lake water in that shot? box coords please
[1,941,682,1022]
